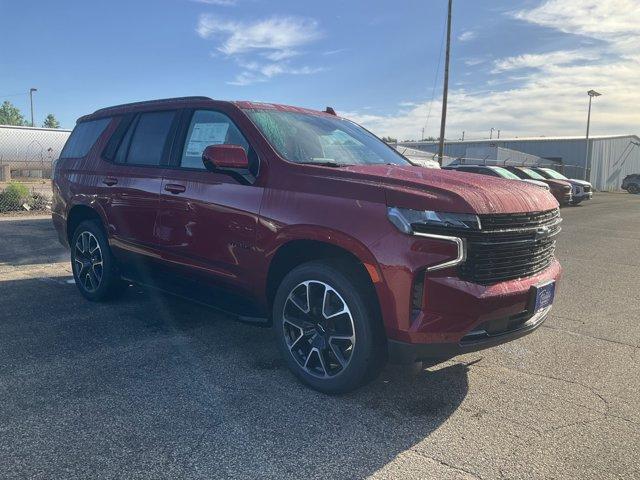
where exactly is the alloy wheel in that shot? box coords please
[282,280,356,378]
[74,231,104,293]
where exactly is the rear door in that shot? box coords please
[154,108,263,295]
[100,110,180,265]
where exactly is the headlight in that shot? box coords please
[387,207,480,234]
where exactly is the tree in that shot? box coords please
[0,101,28,126]
[42,114,61,129]
[380,136,398,143]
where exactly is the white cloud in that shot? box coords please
[196,14,321,56]
[196,14,324,85]
[323,48,347,56]
[458,30,476,42]
[464,57,486,67]
[192,0,237,5]
[343,0,640,140]
[492,50,598,73]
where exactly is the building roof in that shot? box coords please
[0,124,71,133]
[400,134,640,146]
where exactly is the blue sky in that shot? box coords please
[1,0,638,140]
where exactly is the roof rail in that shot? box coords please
[91,96,214,116]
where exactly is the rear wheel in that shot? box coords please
[629,184,640,194]
[71,220,126,301]
[272,261,385,393]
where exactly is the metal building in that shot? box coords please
[398,135,640,191]
[0,125,71,180]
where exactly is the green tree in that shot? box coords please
[381,136,398,143]
[42,113,61,129]
[0,101,28,126]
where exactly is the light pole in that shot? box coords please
[29,88,38,127]
[490,127,495,139]
[437,0,453,165]
[584,89,601,181]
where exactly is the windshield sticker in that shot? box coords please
[186,122,229,156]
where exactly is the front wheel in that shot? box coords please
[272,261,385,393]
[629,184,640,194]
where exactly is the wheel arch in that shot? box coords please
[66,203,107,245]
[264,232,387,327]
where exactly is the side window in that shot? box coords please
[115,111,176,166]
[180,110,250,169]
[60,118,110,159]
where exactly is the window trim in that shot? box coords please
[102,113,135,161]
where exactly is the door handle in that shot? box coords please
[164,183,186,194]
[102,177,118,186]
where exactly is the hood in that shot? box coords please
[337,164,558,214]
[542,178,572,189]
[522,179,550,189]
[568,178,591,187]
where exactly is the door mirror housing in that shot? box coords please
[202,144,249,171]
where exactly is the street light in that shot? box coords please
[584,89,601,181]
[29,88,38,127]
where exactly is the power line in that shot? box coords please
[422,12,447,139]
[0,92,28,100]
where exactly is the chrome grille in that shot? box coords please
[461,209,561,284]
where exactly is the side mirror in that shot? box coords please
[202,144,249,171]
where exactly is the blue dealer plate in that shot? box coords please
[533,281,555,312]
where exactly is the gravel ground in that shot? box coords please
[0,193,638,479]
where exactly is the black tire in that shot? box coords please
[272,260,385,394]
[70,220,127,302]
[629,184,640,194]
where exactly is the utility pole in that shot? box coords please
[461,131,465,141]
[437,0,453,165]
[29,88,37,127]
[497,129,501,139]
[490,128,494,140]
[584,89,601,181]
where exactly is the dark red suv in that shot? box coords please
[52,97,562,393]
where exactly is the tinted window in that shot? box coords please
[60,118,110,158]
[181,110,250,169]
[125,111,176,166]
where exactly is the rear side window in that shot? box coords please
[124,111,176,166]
[60,118,110,159]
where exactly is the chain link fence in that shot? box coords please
[0,124,68,215]
[0,179,52,214]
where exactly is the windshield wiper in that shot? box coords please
[297,161,350,168]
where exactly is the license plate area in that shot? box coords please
[529,281,555,313]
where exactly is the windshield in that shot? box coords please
[518,167,546,180]
[244,109,411,166]
[488,166,521,180]
[539,168,568,180]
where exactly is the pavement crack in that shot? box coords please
[542,321,640,349]
[410,450,485,480]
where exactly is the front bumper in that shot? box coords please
[388,305,550,363]
[573,191,593,202]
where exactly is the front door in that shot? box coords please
[154,109,263,296]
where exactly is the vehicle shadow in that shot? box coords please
[1,277,469,479]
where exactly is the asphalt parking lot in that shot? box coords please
[1,193,639,479]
